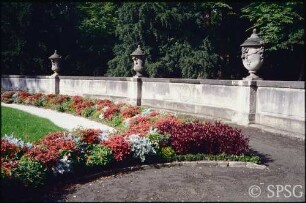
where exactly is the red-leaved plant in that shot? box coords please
[102,135,131,161]
[157,121,249,155]
[103,105,120,120]
[120,106,140,119]
[77,129,102,144]
[25,132,76,168]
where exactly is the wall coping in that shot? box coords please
[1,75,51,79]
[1,75,304,89]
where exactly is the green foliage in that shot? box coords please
[60,100,73,112]
[78,2,118,37]
[81,106,95,118]
[77,2,119,75]
[111,115,122,127]
[85,145,114,167]
[158,146,176,161]
[174,153,261,164]
[241,2,304,52]
[33,98,46,107]
[107,2,228,78]
[0,2,304,80]
[56,105,65,112]
[1,2,32,75]
[147,132,169,150]
[92,110,102,119]
[15,156,47,188]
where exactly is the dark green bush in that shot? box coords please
[81,106,95,118]
[85,145,114,167]
[15,156,47,188]
[158,146,176,161]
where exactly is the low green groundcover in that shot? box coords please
[1,106,65,142]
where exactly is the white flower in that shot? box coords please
[98,113,105,120]
[98,131,110,142]
[149,127,158,134]
[141,108,153,116]
[102,106,110,112]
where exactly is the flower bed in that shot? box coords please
[1,90,260,189]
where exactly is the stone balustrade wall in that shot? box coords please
[2,75,304,138]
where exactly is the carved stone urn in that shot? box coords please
[48,50,62,77]
[240,29,264,80]
[131,45,145,77]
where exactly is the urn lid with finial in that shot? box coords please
[131,45,145,56]
[240,29,264,47]
[48,50,62,60]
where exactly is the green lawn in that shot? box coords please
[1,106,65,142]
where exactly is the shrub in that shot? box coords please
[162,121,249,155]
[112,115,122,127]
[1,135,33,180]
[158,146,176,161]
[124,116,153,136]
[9,91,30,104]
[61,100,74,112]
[75,129,102,144]
[126,134,156,162]
[102,135,131,161]
[85,145,113,167]
[53,95,70,105]
[81,106,95,118]
[103,105,120,120]
[75,100,95,115]
[39,132,76,152]
[72,96,83,105]
[33,98,46,107]
[56,105,65,112]
[51,152,74,176]
[154,115,181,135]
[15,97,24,104]
[1,91,15,103]
[15,156,47,188]
[95,99,114,111]
[147,131,169,150]
[92,110,103,119]
[1,135,32,161]
[1,139,23,160]
[1,160,18,180]
[121,106,140,119]
[25,146,61,168]
[26,132,76,168]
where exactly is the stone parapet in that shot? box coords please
[1,75,304,137]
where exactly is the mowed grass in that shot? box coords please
[1,106,65,142]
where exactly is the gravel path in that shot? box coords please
[1,103,115,133]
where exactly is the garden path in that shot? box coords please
[1,103,115,133]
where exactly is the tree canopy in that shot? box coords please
[1,2,304,80]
